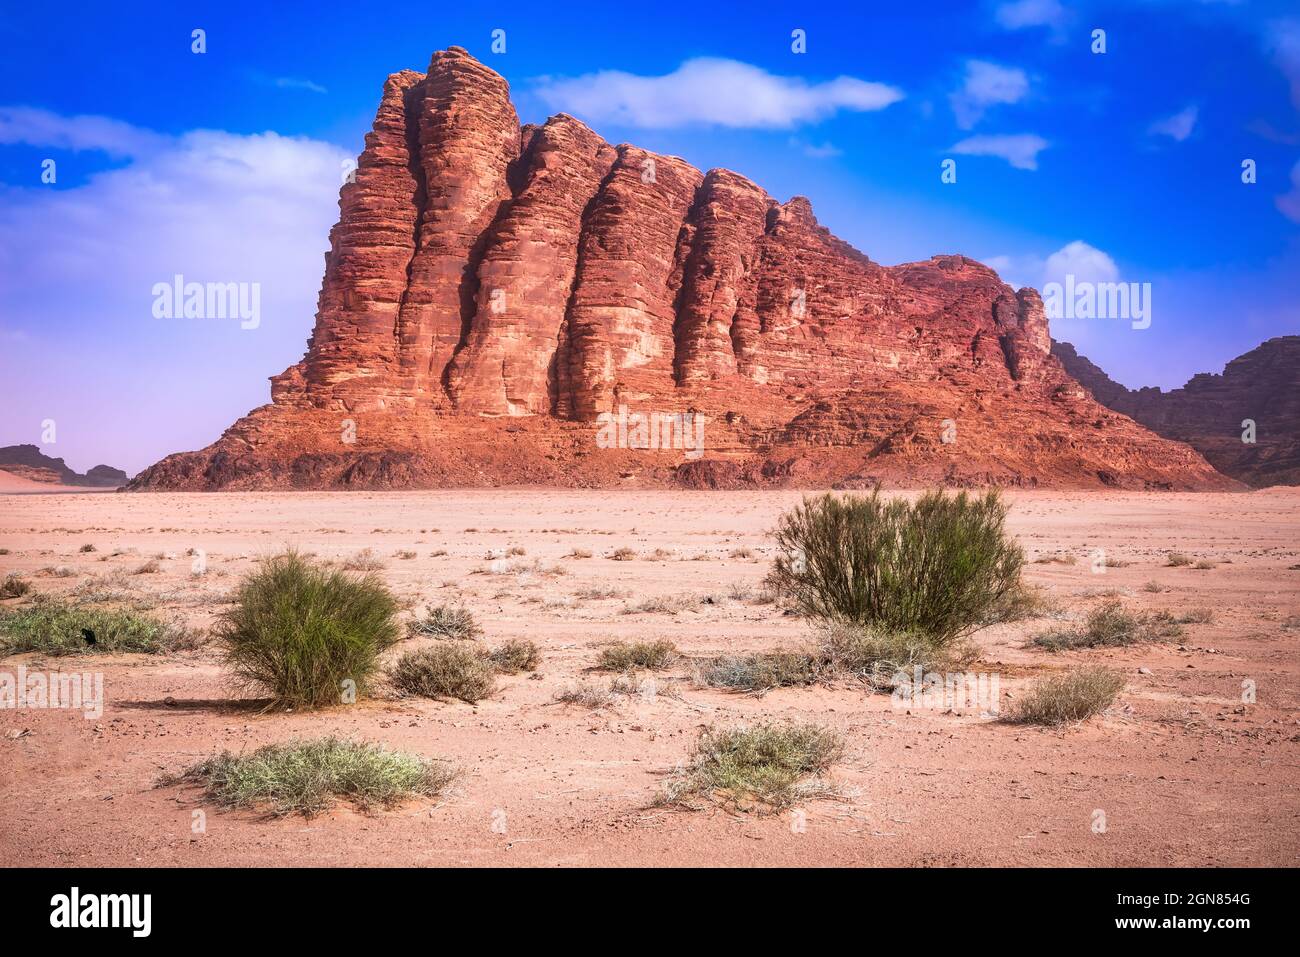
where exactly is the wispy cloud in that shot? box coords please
[1268,18,1300,110]
[789,137,843,158]
[995,0,1067,33]
[1148,105,1199,142]
[949,60,1029,130]
[951,133,1048,170]
[1278,159,1300,223]
[533,58,903,129]
[0,105,167,158]
[273,76,328,95]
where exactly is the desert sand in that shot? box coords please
[1,488,1297,867]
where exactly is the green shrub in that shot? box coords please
[216,551,401,707]
[407,604,481,640]
[391,645,495,703]
[1009,667,1124,725]
[0,598,181,656]
[660,722,844,810]
[489,639,540,674]
[596,639,677,671]
[165,737,454,817]
[768,489,1023,645]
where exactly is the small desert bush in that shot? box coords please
[1008,667,1124,725]
[621,593,697,615]
[1032,599,1186,651]
[342,548,386,571]
[1166,552,1193,567]
[596,639,677,671]
[698,651,820,691]
[768,489,1023,645]
[1193,560,1216,570]
[1180,607,1214,624]
[133,559,160,575]
[816,622,977,689]
[567,548,593,559]
[216,551,401,707]
[0,598,181,656]
[79,543,96,553]
[507,546,526,557]
[1,573,31,599]
[659,722,844,811]
[394,550,417,560]
[489,639,540,674]
[391,645,495,703]
[554,675,652,709]
[610,547,637,561]
[407,604,481,640]
[166,737,454,817]
[1141,580,1165,593]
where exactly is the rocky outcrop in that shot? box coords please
[0,445,128,487]
[1054,337,1300,487]
[128,47,1237,492]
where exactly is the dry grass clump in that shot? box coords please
[342,548,386,571]
[697,651,820,691]
[0,597,189,656]
[554,675,656,709]
[1193,560,1216,570]
[489,638,540,674]
[1033,551,1077,565]
[164,737,454,817]
[394,550,417,560]
[575,585,626,600]
[1,573,31,599]
[1165,552,1193,567]
[132,559,160,575]
[566,548,593,559]
[658,722,844,811]
[697,622,974,694]
[79,543,96,553]
[609,547,637,561]
[621,593,697,615]
[984,582,1061,623]
[596,639,677,671]
[407,604,482,640]
[1031,599,1195,651]
[1008,667,1124,725]
[390,644,495,703]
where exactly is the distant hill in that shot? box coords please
[1052,337,1300,488]
[0,444,129,488]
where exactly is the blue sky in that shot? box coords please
[1,0,1297,473]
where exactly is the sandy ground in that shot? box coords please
[1,488,1297,867]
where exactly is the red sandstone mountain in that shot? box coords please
[129,48,1235,492]
[0,444,128,488]
[1053,337,1300,488]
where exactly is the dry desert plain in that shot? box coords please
[1,486,1298,867]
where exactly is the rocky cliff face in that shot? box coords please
[129,47,1235,492]
[1053,337,1300,488]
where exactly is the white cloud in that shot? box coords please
[950,60,1029,129]
[951,133,1048,170]
[0,105,167,158]
[1148,105,1198,142]
[1277,159,1300,223]
[995,0,1067,31]
[533,58,903,129]
[1043,241,1120,288]
[0,108,351,471]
